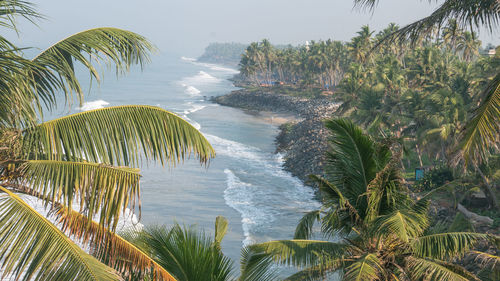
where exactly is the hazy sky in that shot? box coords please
[7,0,500,57]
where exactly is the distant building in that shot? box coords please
[488,48,496,57]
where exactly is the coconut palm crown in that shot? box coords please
[0,1,215,280]
[250,119,499,280]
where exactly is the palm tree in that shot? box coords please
[249,119,498,280]
[352,0,500,165]
[125,216,277,281]
[0,1,215,280]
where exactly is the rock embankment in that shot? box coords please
[213,89,339,182]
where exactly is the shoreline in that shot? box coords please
[213,88,339,182]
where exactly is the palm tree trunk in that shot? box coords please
[415,144,423,167]
[474,163,499,211]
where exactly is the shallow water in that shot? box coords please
[45,51,320,270]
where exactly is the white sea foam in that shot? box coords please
[181,83,202,96]
[210,134,320,246]
[224,169,273,246]
[183,102,206,115]
[181,56,240,74]
[205,134,261,162]
[180,56,197,62]
[78,99,109,111]
[188,71,221,84]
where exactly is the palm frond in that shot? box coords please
[250,240,347,268]
[238,246,277,281]
[365,156,405,222]
[31,27,155,108]
[139,225,234,281]
[0,51,53,127]
[406,256,480,281]
[323,119,380,212]
[214,216,228,247]
[411,232,486,260]
[343,253,383,281]
[0,186,120,281]
[460,72,500,164]
[19,159,141,230]
[374,209,428,243]
[0,0,42,32]
[54,206,176,281]
[23,105,215,167]
[352,0,378,11]
[387,0,500,45]
[472,250,500,269]
[284,262,341,281]
[294,210,321,239]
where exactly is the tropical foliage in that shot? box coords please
[0,1,215,280]
[250,119,499,280]
[238,20,500,210]
[123,216,277,281]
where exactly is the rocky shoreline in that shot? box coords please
[213,89,339,182]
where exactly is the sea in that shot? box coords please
[43,51,320,271]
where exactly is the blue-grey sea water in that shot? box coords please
[46,52,320,270]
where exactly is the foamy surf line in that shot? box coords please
[224,169,274,246]
[181,56,239,74]
[205,134,317,197]
[210,134,319,246]
[181,83,202,96]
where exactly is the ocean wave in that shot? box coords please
[78,99,109,111]
[183,102,206,115]
[211,134,320,245]
[181,56,239,74]
[223,169,274,246]
[205,134,316,198]
[181,71,221,85]
[180,83,202,96]
[180,56,197,62]
[205,134,262,162]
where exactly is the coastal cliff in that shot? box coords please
[214,89,339,182]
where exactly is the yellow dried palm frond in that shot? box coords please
[54,206,176,281]
[0,186,120,281]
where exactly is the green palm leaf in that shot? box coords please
[250,240,347,268]
[0,186,120,281]
[406,257,480,281]
[238,246,277,281]
[19,159,141,230]
[343,253,383,281]
[31,27,155,108]
[411,232,486,260]
[374,209,428,243]
[137,224,234,281]
[23,105,215,167]
[0,0,41,31]
[294,210,321,239]
[323,119,383,212]
[460,72,500,164]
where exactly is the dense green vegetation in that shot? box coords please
[251,119,499,280]
[238,21,500,211]
[198,42,248,66]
